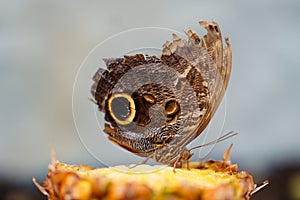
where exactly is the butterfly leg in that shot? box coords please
[172,155,183,173]
[128,155,152,169]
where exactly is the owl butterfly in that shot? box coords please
[91,21,232,168]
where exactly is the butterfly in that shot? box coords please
[91,21,232,168]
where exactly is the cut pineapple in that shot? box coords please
[34,146,267,200]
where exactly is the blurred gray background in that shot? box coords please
[1,0,299,199]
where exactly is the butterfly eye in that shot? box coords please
[165,100,180,123]
[107,93,136,125]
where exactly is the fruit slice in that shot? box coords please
[33,146,267,200]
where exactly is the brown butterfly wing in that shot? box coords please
[92,55,169,156]
[162,21,232,151]
[91,21,232,163]
[151,21,232,164]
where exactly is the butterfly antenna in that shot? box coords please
[188,131,237,151]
